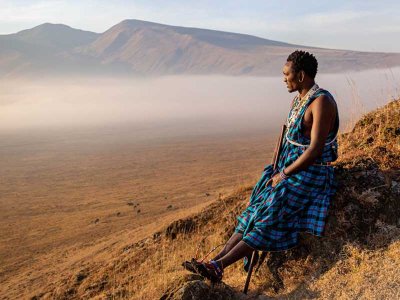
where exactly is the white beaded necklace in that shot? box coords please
[286,83,320,129]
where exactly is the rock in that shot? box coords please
[153,232,161,240]
[160,274,238,300]
[176,280,214,299]
[344,203,360,214]
[392,181,400,193]
[165,218,196,240]
[256,296,272,300]
[76,270,87,283]
[29,293,45,300]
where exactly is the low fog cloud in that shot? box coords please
[0,76,289,132]
[1,68,399,134]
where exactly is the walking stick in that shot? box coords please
[243,124,287,295]
[272,124,287,169]
[243,250,257,294]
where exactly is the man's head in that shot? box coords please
[283,50,318,93]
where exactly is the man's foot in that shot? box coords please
[182,258,200,274]
[182,259,223,283]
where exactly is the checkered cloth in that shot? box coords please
[235,88,339,251]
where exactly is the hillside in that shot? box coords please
[18,99,399,299]
[2,19,400,77]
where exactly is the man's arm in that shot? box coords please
[283,94,336,176]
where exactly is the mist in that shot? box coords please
[1,68,399,138]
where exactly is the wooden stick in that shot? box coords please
[272,124,287,171]
[244,124,287,294]
[243,250,257,294]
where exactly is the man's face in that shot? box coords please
[283,61,299,93]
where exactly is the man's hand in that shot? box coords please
[265,172,283,188]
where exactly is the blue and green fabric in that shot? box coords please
[235,88,339,251]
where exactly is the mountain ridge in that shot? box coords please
[1,19,400,77]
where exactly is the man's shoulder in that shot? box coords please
[311,90,337,112]
[315,88,334,100]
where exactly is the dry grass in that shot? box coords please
[337,99,400,169]
[29,187,255,299]
[311,240,400,299]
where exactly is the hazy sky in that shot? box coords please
[1,0,400,53]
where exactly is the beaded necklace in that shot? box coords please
[286,83,320,129]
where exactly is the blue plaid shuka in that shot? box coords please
[235,87,339,251]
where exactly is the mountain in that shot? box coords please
[13,23,99,50]
[75,19,312,75]
[0,23,99,77]
[1,19,400,77]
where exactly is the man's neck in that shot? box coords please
[298,81,315,98]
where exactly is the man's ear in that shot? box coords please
[298,70,305,83]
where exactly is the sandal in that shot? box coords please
[183,259,223,283]
[182,258,199,274]
[195,260,223,283]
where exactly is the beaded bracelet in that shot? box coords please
[279,169,289,180]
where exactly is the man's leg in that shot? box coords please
[215,240,254,269]
[211,232,243,261]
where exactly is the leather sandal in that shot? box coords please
[182,258,199,274]
[195,260,223,283]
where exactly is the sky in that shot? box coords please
[0,0,400,53]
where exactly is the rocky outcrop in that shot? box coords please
[160,274,239,300]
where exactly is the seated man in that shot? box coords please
[184,50,339,282]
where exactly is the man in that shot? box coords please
[184,50,339,282]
